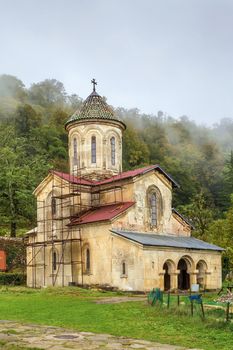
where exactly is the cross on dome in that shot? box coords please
[91,78,97,92]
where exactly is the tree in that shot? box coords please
[122,127,149,169]
[179,191,214,240]
[0,74,26,100]
[0,127,49,236]
[67,94,83,110]
[140,118,170,164]
[207,195,233,267]
[15,104,41,137]
[219,151,233,210]
[28,79,67,107]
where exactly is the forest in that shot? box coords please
[0,74,233,268]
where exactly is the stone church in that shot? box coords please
[26,81,223,291]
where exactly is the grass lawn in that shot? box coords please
[0,286,232,350]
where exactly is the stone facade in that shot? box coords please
[26,83,223,291]
[66,119,125,178]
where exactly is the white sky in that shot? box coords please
[0,0,233,125]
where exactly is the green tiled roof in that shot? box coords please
[66,90,119,126]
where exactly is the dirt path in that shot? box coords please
[95,296,147,304]
[0,320,201,350]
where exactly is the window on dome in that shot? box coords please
[110,137,116,166]
[73,138,78,165]
[91,136,96,163]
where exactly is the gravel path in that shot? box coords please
[95,296,147,304]
[0,320,202,350]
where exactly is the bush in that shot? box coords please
[0,272,26,285]
[0,238,25,272]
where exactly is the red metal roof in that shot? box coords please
[52,171,93,185]
[52,164,179,188]
[92,165,156,185]
[69,202,135,226]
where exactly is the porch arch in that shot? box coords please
[163,259,176,291]
[177,255,194,290]
[196,260,208,289]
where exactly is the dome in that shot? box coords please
[65,81,125,129]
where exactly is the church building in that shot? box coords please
[26,80,223,291]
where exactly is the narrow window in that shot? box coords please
[122,262,126,275]
[110,137,116,165]
[73,137,78,165]
[91,136,96,163]
[86,248,90,271]
[151,193,157,226]
[52,251,57,271]
[51,198,56,216]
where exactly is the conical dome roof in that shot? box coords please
[66,82,125,128]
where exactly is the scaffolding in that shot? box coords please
[26,167,125,288]
[26,168,87,288]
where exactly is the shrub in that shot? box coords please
[0,272,26,285]
[0,238,25,272]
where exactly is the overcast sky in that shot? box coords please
[0,0,232,125]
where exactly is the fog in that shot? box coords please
[0,0,233,125]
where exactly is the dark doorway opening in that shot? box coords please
[178,258,190,290]
[163,262,171,291]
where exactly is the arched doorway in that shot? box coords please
[163,262,170,290]
[178,258,190,290]
[196,260,207,289]
[163,260,175,291]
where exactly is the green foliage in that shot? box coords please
[0,238,25,271]
[0,74,26,101]
[207,195,233,267]
[28,79,66,107]
[179,191,214,239]
[220,151,233,210]
[15,104,41,137]
[0,272,26,285]
[122,127,149,169]
[0,128,39,236]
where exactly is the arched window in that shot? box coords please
[51,198,56,216]
[52,251,57,271]
[147,186,162,228]
[91,136,96,163]
[110,137,116,166]
[151,193,157,226]
[73,137,78,166]
[86,248,90,272]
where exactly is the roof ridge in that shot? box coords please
[51,165,179,188]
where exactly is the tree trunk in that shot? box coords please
[11,222,16,237]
